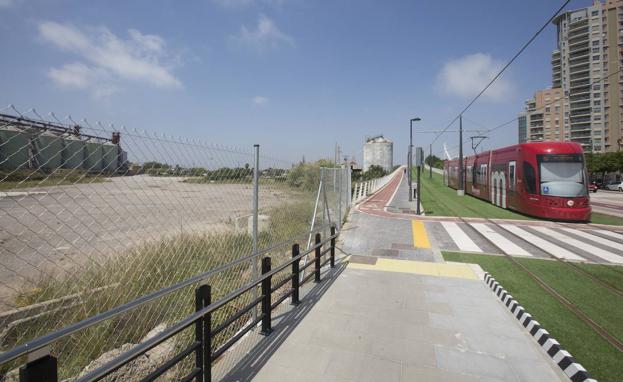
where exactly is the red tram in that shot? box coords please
[444,142,591,221]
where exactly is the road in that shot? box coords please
[0,175,291,311]
[590,189,623,218]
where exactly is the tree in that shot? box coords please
[425,155,444,169]
[362,165,386,181]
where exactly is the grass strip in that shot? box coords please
[443,251,623,382]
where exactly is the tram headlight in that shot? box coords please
[566,200,575,207]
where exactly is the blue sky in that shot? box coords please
[0,0,593,166]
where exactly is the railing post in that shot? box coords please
[261,256,272,335]
[19,355,57,382]
[195,284,211,382]
[291,244,300,306]
[314,233,321,283]
[330,226,336,268]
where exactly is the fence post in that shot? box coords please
[195,284,211,382]
[251,144,260,322]
[314,233,321,283]
[260,256,272,335]
[338,170,342,229]
[19,355,57,382]
[291,244,300,306]
[330,226,336,268]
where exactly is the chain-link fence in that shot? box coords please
[0,106,351,380]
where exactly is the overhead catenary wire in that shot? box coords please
[430,0,572,146]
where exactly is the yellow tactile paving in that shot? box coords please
[411,220,431,248]
[348,257,478,280]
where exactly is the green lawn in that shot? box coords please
[443,251,623,382]
[0,169,107,191]
[419,170,623,225]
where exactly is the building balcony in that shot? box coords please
[570,111,591,118]
[569,46,590,56]
[568,19,589,32]
[567,28,589,45]
[569,58,589,69]
[569,66,590,77]
[569,52,590,63]
[569,116,591,123]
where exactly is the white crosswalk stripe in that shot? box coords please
[593,229,623,242]
[499,224,584,261]
[531,227,623,264]
[469,223,532,257]
[441,222,482,252]
[560,228,623,252]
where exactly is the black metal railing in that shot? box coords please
[9,226,339,382]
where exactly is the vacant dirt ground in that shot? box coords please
[0,175,294,311]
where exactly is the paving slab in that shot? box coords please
[249,261,569,382]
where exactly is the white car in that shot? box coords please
[605,181,623,191]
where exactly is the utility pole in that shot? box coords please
[429,143,432,179]
[458,115,464,196]
[416,149,422,215]
[409,117,421,201]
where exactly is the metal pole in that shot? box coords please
[338,169,342,228]
[429,143,432,179]
[252,144,259,320]
[409,120,413,201]
[458,115,464,196]
[416,162,421,215]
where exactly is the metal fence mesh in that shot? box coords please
[0,106,351,380]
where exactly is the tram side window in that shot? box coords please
[523,161,537,194]
[509,162,516,191]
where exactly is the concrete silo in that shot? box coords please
[62,134,86,170]
[363,135,393,172]
[33,131,63,171]
[0,125,31,170]
[84,139,104,173]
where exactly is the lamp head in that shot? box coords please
[410,117,421,122]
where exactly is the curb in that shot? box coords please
[483,272,597,382]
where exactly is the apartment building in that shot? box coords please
[519,0,623,152]
[520,88,565,143]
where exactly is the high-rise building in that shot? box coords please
[520,88,565,143]
[520,0,623,152]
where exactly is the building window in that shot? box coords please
[592,10,599,16]
[593,84,601,90]
[594,100,601,106]
[592,55,600,60]
[594,93,601,98]
[593,47,600,53]
[545,107,551,112]
[592,40,600,46]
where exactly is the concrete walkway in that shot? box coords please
[246,213,568,381]
[242,171,569,381]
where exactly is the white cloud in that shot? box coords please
[38,21,181,98]
[234,15,294,50]
[252,96,269,106]
[436,53,512,101]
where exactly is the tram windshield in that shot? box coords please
[537,154,587,197]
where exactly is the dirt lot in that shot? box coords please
[0,175,293,310]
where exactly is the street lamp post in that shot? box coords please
[409,117,421,202]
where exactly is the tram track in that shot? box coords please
[434,193,623,353]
